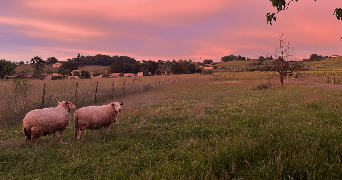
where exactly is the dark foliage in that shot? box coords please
[0,59,16,78]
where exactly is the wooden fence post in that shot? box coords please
[95,82,99,104]
[133,79,135,93]
[122,81,125,95]
[74,82,78,105]
[112,81,115,100]
[41,84,46,108]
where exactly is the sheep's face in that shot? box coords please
[59,101,76,112]
[111,102,123,113]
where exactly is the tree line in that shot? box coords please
[0,54,201,79]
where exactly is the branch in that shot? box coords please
[266,0,296,25]
[266,0,342,25]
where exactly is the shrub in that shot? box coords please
[12,78,32,95]
[253,81,273,90]
[202,70,213,75]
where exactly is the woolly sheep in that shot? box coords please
[74,102,123,140]
[22,101,76,145]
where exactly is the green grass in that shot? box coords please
[2,74,342,179]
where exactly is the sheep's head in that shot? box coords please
[59,101,76,112]
[111,102,123,113]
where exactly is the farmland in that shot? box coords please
[1,69,342,178]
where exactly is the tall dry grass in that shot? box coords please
[0,75,194,127]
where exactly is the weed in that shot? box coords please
[12,78,32,95]
[253,81,273,90]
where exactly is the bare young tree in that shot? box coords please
[270,34,297,87]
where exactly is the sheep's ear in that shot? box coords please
[120,102,124,105]
[111,102,115,107]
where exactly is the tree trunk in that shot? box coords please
[279,72,284,88]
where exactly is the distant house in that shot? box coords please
[52,62,61,68]
[124,73,134,77]
[136,72,143,77]
[109,73,121,77]
[52,73,63,77]
[68,76,79,80]
[93,75,102,79]
[203,66,214,70]
[42,74,52,80]
[332,55,340,58]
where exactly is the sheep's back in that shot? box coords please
[23,108,70,131]
[75,105,116,129]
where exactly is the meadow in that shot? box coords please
[1,73,342,179]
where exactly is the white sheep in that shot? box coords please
[74,102,123,140]
[22,101,76,145]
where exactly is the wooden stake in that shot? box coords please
[74,82,78,105]
[95,82,99,104]
[112,81,115,100]
[41,84,46,108]
[122,81,125,95]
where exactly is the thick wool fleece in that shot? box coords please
[23,101,75,144]
[74,102,122,139]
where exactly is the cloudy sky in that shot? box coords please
[0,0,341,62]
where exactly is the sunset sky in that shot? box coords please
[0,0,341,62]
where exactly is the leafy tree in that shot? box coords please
[110,62,125,73]
[221,55,237,62]
[30,56,45,78]
[179,60,196,74]
[79,70,90,79]
[0,59,16,78]
[131,62,141,74]
[171,61,183,74]
[46,57,58,64]
[141,60,158,75]
[143,69,150,76]
[203,59,213,64]
[19,61,25,65]
[236,55,246,60]
[73,71,80,76]
[61,61,78,71]
[221,54,246,62]
[58,67,66,75]
[267,0,342,25]
[309,54,324,61]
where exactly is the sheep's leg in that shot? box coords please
[32,136,37,146]
[74,127,78,139]
[105,125,111,134]
[25,136,29,145]
[76,129,82,140]
[59,131,64,142]
[52,132,55,140]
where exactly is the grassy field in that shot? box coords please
[1,74,342,179]
[305,57,342,71]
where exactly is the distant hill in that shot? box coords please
[305,57,342,71]
[213,58,342,72]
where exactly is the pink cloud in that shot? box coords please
[0,0,341,62]
[0,16,105,42]
[21,0,239,26]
